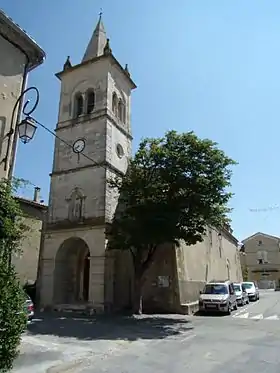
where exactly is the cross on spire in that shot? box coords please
[82,11,107,62]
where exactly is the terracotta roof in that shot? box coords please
[0,8,45,70]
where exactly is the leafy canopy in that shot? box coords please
[109,130,236,252]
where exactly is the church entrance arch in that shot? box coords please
[53,237,90,305]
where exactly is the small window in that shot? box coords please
[118,100,124,121]
[86,90,95,114]
[112,92,118,115]
[75,93,83,117]
[258,240,262,246]
[116,143,124,158]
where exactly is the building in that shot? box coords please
[12,187,47,285]
[39,14,135,312]
[241,232,280,289]
[38,15,243,313]
[0,9,45,179]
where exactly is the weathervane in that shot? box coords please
[99,8,103,17]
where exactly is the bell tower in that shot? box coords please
[39,14,136,312]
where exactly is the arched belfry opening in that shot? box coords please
[53,237,90,305]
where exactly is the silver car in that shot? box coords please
[234,283,249,306]
[199,280,238,315]
[242,282,260,302]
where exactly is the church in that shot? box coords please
[38,15,243,314]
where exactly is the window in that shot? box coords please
[74,93,83,117]
[257,250,268,264]
[202,284,228,295]
[116,143,124,158]
[118,99,124,121]
[86,90,95,114]
[258,240,262,246]
[112,92,118,115]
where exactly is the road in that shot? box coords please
[12,290,280,373]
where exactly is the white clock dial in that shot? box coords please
[73,139,85,153]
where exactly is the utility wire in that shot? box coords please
[33,118,104,169]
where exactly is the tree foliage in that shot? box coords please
[0,179,28,372]
[241,265,248,281]
[109,130,236,313]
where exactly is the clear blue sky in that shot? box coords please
[2,0,280,240]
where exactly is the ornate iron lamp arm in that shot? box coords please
[3,87,40,171]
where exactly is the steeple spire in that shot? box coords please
[82,12,107,62]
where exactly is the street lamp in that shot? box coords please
[17,116,37,144]
[4,86,39,172]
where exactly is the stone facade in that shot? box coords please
[241,232,280,288]
[0,9,45,179]
[39,16,136,312]
[112,226,243,313]
[12,195,47,284]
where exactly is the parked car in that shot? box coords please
[242,281,259,301]
[234,283,249,306]
[199,280,238,315]
[24,294,34,321]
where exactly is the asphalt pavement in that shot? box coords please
[12,289,280,373]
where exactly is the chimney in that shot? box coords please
[33,187,41,203]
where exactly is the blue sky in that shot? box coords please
[2,0,280,240]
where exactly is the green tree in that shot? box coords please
[242,266,248,281]
[0,179,28,372]
[109,131,236,314]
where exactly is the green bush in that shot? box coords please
[0,265,27,372]
[0,179,28,372]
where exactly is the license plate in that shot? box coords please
[206,304,217,309]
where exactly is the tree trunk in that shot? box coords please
[133,274,143,315]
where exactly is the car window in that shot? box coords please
[234,284,241,292]
[203,284,228,294]
[242,283,253,289]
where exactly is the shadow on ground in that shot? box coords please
[27,313,193,341]
[194,310,229,317]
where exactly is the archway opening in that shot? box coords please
[53,237,90,305]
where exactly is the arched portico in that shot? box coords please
[53,237,90,305]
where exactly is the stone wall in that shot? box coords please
[12,197,47,284]
[112,227,243,314]
[176,226,243,305]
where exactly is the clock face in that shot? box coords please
[73,139,85,153]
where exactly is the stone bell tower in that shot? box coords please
[39,14,136,312]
